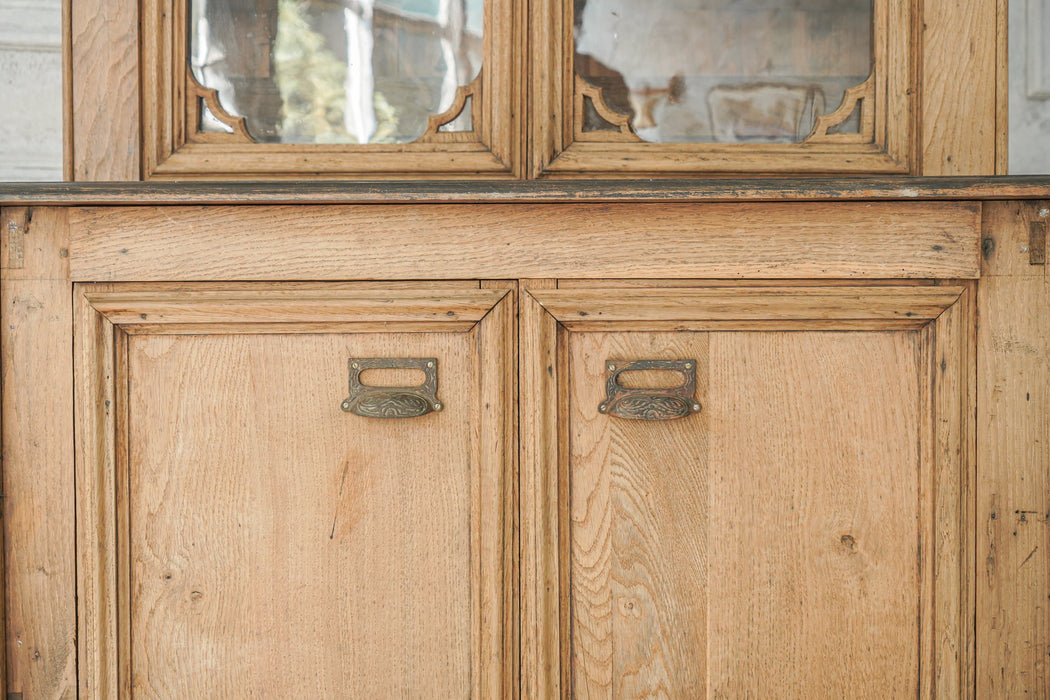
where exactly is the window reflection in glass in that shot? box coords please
[574,0,873,143]
[190,0,483,144]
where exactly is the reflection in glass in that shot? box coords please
[1009,0,1050,173]
[190,0,483,143]
[574,0,873,143]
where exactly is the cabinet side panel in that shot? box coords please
[0,208,76,698]
[977,201,1050,696]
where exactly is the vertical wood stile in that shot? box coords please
[479,282,519,698]
[70,0,140,179]
[520,281,560,698]
[978,201,1050,697]
[1,208,76,697]
[920,0,997,174]
[74,284,118,698]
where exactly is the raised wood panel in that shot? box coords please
[74,283,516,698]
[523,284,975,697]
[67,202,981,282]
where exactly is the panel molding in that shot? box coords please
[73,282,517,698]
[519,283,976,697]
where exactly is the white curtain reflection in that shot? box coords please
[344,0,377,143]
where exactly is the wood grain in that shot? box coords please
[519,280,561,699]
[977,201,1050,697]
[0,208,77,697]
[73,283,515,697]
[531,286,965,326]
[706,330,921,696]
[68,202,981,281]
[70,0,139,179]
[84,288,508,325]
[920,0,997,174]
[129,332,474,696]
[569,332,710,698]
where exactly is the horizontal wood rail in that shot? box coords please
[2,177,1050,206]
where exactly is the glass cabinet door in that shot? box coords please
[531,0,913,176]
[142,0,518,177]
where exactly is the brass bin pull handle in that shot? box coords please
[340,358,443,418]
[598,359,701,421]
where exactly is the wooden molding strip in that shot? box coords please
[529,286,965,329]
[82,288,509,325]
[67,202,980,281]
[2,178,1050,205]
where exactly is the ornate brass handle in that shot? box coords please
[340,358,443,418]
[598,359,701,421]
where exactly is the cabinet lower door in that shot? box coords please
[73,283,515,698]
[523,283,975,699]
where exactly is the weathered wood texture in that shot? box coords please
[0,207,77,697]
[1,178,1048,206]
[977,201,1050,696]
[74,284,515,697]
[70,0,139,179]
[519,280,561,699]
[920,0,997,175]
[67,202,980,282]
[523,284,973,697]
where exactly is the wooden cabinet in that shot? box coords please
[9,192,1034,698]
[3,0,1047,697]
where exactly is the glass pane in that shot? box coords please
[190,0,483,144]
[574,0,873,143]
[1009,0,1050,173]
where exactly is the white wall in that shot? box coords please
[0,0,63,180]
[1010,0,1050,174]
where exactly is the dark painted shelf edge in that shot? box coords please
[1,177,1050,205]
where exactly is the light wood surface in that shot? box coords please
[518,283,974,697]
[531,285,965,329]
[920,0,998,175]
[70,0,139,180]
[73,283,515,697]
[0,207,77,697]
[519,280,562,699]
[67,202,981,282]
[977,201,1050,697]
[567,329,923,697]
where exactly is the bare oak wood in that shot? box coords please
[0,208,77,697]
[67,202,981,282]
[920,0,998,175]
[526,283,974,697]
[74,283,516,697]
[977,201,1050,697]
[70,0,139,179]
[519,280,561,699]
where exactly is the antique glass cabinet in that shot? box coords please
[1,0,1048,697]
